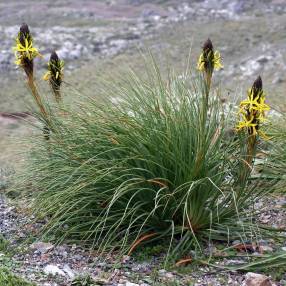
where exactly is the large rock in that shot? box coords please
[245,272,273,286]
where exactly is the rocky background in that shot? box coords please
[1,0,286,111]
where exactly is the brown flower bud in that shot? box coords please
[251,76,263,100]
[203,38,213,54]
[50,51,59,62]
[202,38,215,75]
[19,23,30,45]
[44,51,64,103]
[252,76,262,92]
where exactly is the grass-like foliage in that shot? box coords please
[263,113,286,192]
[0,268,35,286]
[21,58,271,260]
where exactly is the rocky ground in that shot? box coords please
[0,192,285,286]
[1,0,286,111]
[1,0,285,72]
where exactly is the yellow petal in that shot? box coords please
[43,71,51,81]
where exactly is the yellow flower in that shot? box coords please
[13,37,40,63]
[13,23,41,76]
[236,76,270,138]
[197,39,223,72]
[44,51,64,103]
[237,114,257,133]
[239,89,270,114]
[43,51,64,83]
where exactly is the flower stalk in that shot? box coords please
[194,39,223,177]
[13,23,49,121]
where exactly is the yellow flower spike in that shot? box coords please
[13,23,41,77]
[236,76,270,139]
[197,38,223,73]
[44,51,64,103]
[43,51,64,84]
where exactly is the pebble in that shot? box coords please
[126,282,139,286]
[259,245,273,253]
[63,264,75,279]
[43,265,66,276]
[165,272,174,279]
[158,269,166,276]
[30,242,54,254]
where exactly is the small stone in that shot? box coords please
[122,255,130,263]
[245,272,272,286]
[232,240,241,245]
[165,272,174,279]
[30,242,54,254]
[98,262,107,267]
[63,264,75,279]
[44,265,66,276]
[158,269,167,276]
[259,245,273,253]
[281,247,286,251]
[126,282,139,286]
[73,254,83,261]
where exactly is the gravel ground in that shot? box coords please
[0,192,285,286]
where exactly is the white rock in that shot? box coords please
[158,269,167,276]
[44,265,66,276]
[122,255,130,263]
[165,272,174,279]
[63,264,75,279]
[259,245,273,253]
[31,242,54,253]
[126,283,139,286]
[245,272,273,286]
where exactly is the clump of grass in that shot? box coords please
[0,268,35,286]
[12,21,278,265]
[0,235,9,252]
[20,43,273,261]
